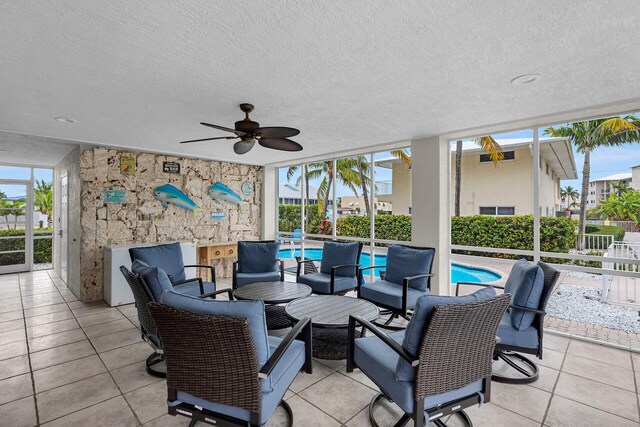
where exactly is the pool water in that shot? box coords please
[278,248,501,283]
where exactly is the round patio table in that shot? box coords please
[233,281,312,329]
[284,295,380,359]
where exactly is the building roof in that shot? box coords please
[590,173,633,183]
[278,184,319,199]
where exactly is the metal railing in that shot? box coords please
[374,180,392,195]
[574,234,614,251]
[602,242,640,306]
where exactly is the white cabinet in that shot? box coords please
[104,242,197,306]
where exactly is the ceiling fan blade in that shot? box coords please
[258,138,303,152]
[180,136,238,144]
[233,140,256,155]
[200,122,248,136]
[255,126,300,138]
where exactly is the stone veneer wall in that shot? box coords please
[79,147,262,301]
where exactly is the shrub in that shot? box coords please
[278,205,327,235]
[586,225,625,242]
[335,214,412,241]
[0,228,52,264]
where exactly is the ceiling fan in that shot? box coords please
[180,103,302,155]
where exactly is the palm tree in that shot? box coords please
[306,159,363,218]
[34,179,53,225]
[454,136,504,216]
[561,185,579,210]
[355,156,372,216]
[546,115,640,248]
[609,180,630,197]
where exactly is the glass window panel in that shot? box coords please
[277,166,301,235]
[0,165,31,180]
[373,149,411,242]
[335,156,370,239]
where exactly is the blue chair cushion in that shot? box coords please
[497,313,538,349]
[359,280,426,310]
[384,245,435,292]
[174,280,215,297]
[237,241,279,274]
[354,331,483,415]
[320,241,360,277]
[131,259,173,301]
[236,271,282,288]
[160,291,270,368]
[297,273,357,294]
[130,242,186,283]
[504,259,544,330]
[397,287,496,381]
[172,335,305,424]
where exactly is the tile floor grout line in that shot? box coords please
[18,272,43,427]
[540,338,569,426]
[630,354,640,425]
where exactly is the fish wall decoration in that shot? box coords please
[154,184,201,218]
[208,182,246,211]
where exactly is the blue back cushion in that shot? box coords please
[131,260,173,302]
[160,291,270,367]
[238,241,279,274]
[505,259,544,330]
[384,245,435,292]
[396,287,497,381]
[320,241,360,277]
[130,243,186,283]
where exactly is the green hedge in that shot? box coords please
[335,214,411,241]
[584,225,625,242]
[278,205,327,235]
[0,228,52,265]
[451,215,576,259]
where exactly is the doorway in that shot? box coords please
[0,180,33,274]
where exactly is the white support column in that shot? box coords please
[532,128,541,262]
[262,166,277,240]
[411,136,451,295]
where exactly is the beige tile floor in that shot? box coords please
[1,270,640,426]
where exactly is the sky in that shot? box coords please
[279,115,640,198]
[0,166,53,198]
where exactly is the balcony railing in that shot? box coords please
[374,180,392,195]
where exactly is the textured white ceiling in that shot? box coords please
[0,131,77,167]
[1,1,639,166]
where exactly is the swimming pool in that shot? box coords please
[278,248,501,283]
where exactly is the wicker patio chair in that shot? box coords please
[347,288,510,427]
[232,240,285,290]
[148,290,313,426]
[296,241,362,295]
[456,260,560,384]
[119,266,231,378]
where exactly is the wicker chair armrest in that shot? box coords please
[184,264,216,284]
[259,316,312,379]
[455,281,504,296]
[297,259,321,265]
[349,314,418,366]
[197,288,233,300]
[172,277,205,295]
[404,273,434,281]
[509,304,545,315]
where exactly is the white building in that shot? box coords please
[587,165,640,208]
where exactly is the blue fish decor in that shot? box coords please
[208,182,246,210]
[153,184,201,218]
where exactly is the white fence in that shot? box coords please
[601,242,640,306]
[574,234,614,251]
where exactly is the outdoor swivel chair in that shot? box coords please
[456,259,560,384]
[129,242,216,297]
[296,241,362,295]
[356,244,435,329]
[233,240,285,290]
[148,290,313,427]
[119,266,232,378]
[347,288,510,427]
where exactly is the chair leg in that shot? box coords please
[146,352,166,378]
[281,399,294,426]
[492,351,539,384]
[432,411,472,427]
[369,392,411,427]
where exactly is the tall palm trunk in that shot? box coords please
[357,158,370,216]
[322,165,334,219]
[303,165,309,229]
[578,144,591,250]
[454,140,463,216]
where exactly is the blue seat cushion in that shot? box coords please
[130,242,186,283]
[384,245,435,292]
[174,280,215,297]
[238,241,280,274]
[505,259,544,330]
[354,331,483,415]
[172,335,304,424]
[397,287,496,381]
[236,271,282,288]
[297,273,357,294]
[160,291,270,369]
[359,280,426,310]
[320,241,360,277]
[131,259,173,301]
[497,313,538,349]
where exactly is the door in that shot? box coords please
[60,173,68,283]
[0,181,33,274]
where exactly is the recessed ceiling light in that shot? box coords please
[511,74,540,86]
[54,116,76,123]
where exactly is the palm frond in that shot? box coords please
[475,136,504,164]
